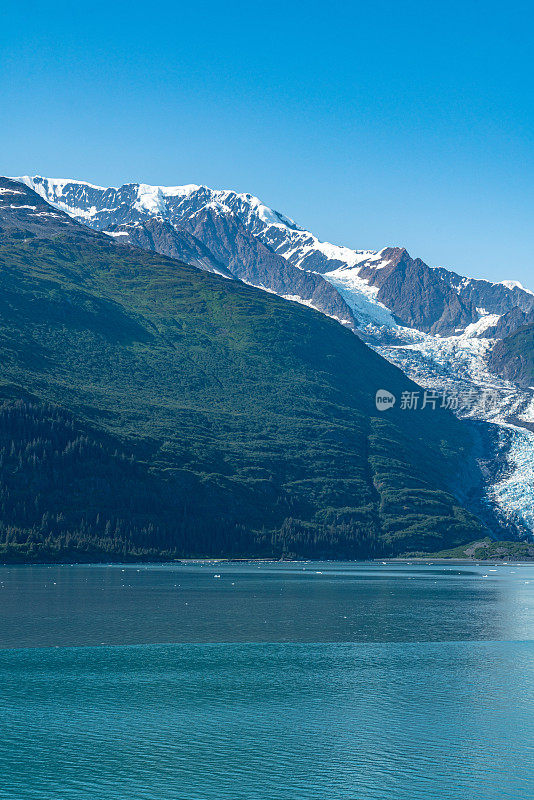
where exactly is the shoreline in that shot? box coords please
[2,556,533,567]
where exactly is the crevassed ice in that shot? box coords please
[492,426,534,532]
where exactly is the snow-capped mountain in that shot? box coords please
[16,176,534,338]
[13,175,534,537]
[12,177,359,330]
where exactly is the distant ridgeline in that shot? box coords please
[0,177,504,561]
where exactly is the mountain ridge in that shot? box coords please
[0,176,497,560]
[7,175,534,538]
[15,175,533,340]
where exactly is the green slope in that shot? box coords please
[0,209,485,560]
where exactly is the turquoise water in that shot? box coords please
[0,562,533,799]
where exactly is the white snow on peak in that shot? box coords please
[216,189,298,228]
[499,279,534,296]
[263,226,384,272]
[10,176,534,301]
[229,196,391,273]
[13,176,51,201]
[14,176,108,195]
[8,176,394,275]
[312,243,381,269]
[134,184,167,216]
[142,182,388,274]
[160,184,202,198]
[204,199,233,214]
[10,176,103,221]
[431,270,534,300]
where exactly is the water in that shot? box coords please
[0,562,533,799]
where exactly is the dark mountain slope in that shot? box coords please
[358,250,475,333]
[0,177,96,238]
[487,325,534,387]
[357,248,534,336]
[104,217,234,278]
[484,307,534,339]
[180,206,356,327]
[0,178,488,560]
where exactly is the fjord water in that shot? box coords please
[0,563,533,799]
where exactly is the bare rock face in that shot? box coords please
[358,250,475,334]
[103,217,234,278]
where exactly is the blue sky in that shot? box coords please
[1,0,533,286]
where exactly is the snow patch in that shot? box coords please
[461,313,501,339]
